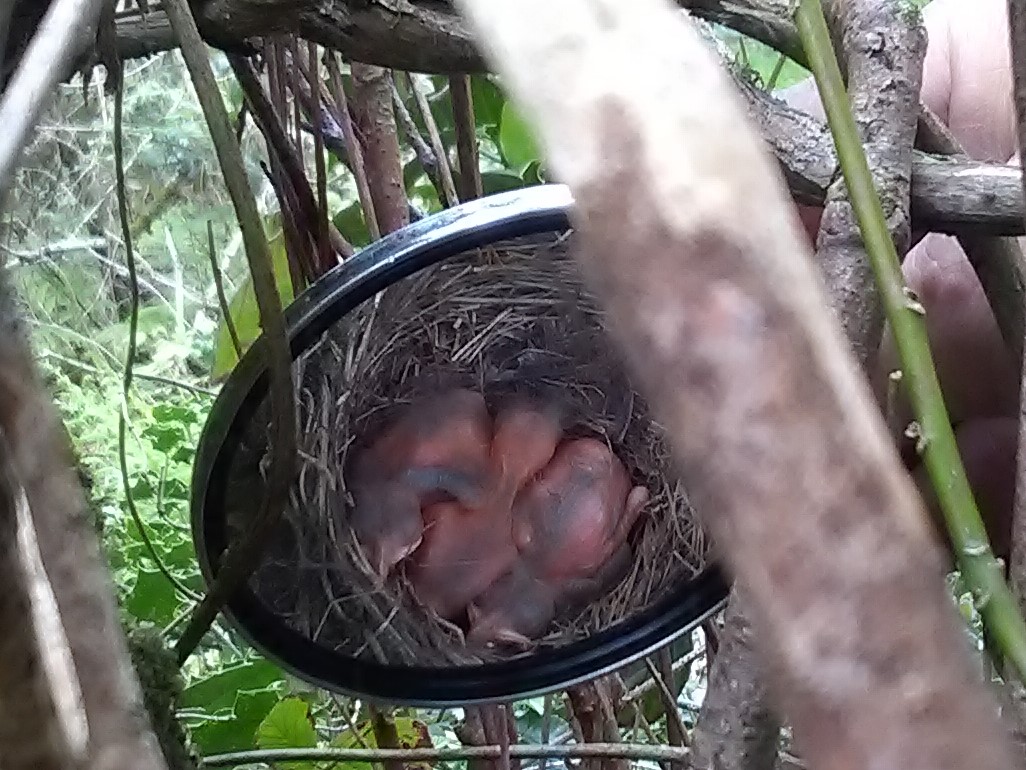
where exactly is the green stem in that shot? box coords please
[113,65,201,605]
[766,52,788,91]
[795,0,1026,681]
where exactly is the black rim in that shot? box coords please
[190,184,730,707]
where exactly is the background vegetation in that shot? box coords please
[1,13,948,767]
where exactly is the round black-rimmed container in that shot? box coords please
[191,183,730,707]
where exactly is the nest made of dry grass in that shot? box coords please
[221,231,711,667]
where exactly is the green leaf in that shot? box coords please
[189,689,279,755]
[125,569,179,627]
[210,234,295,380]
[333,201,373,248]
[480,171,528,196]
[256,698,319,769]
[331,716,430,770]
[391,717,429,749]
[498,102,542,173]
[471,75,506,141]
[142,421,188,454]
[131,474,156,500]
[152,403,200,427]
[182,659,284,711]
[524,696,546,716]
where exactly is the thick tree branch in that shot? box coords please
[691,590,780,770]
[0,436,85,770]
[108,0,799,74]
[11,1,1022,240]
[0,246,166,770]
[350,63,409,235]
[916,107,1026,402]
[456,1,1021,768]
[810,0,924,369]
[1004,0,1026,746]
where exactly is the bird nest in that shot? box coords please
[221,231,711,666]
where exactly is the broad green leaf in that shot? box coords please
[524,697,546,716]
[130,474,156,500]
[125,569,179,627]
[498,102,542,173]
[333,201,373,248]
[210,234,295,380]
[142,421,188,454]
[256,698,319,769]
[480,172,527,196]
[182,659,284,710]
[471,75,506,140]
[152,403,200,427]
[391,717,429,749]
[189,689,279,755]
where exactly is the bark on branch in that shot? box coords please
[690,589,780,770]
[810,0,925,369]
[0,261,166,770]
[455,1,1022,768]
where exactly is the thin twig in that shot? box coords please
[449,74,483,200]
[326,53,380,240]
[230,53,352,269]
[647,652,689,752]
[162,0,297,664]
[406,73,459,206]
[308,41,332,268]
[201,742,692,768]
[391,80,446,203]
[207,219,241,358]
[540,694,553,770]
[765,51,788,91]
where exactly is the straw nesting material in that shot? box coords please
[222,232,710,666]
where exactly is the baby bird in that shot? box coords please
[347,388,492,580]
[407,498,520,620]
[488,396,565,511]
[512,438,649,580]
[468,438,648,647]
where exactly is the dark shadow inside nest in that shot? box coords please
[221,232,711,668]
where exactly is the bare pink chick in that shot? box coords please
[466,562,557,647]
[467,438,649,647]
[513,438,649,581]
[347,388,492,580]
[466,548,635,649]
[408,397,564,619]
[488,397,564,510]
[408,498,520,620]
